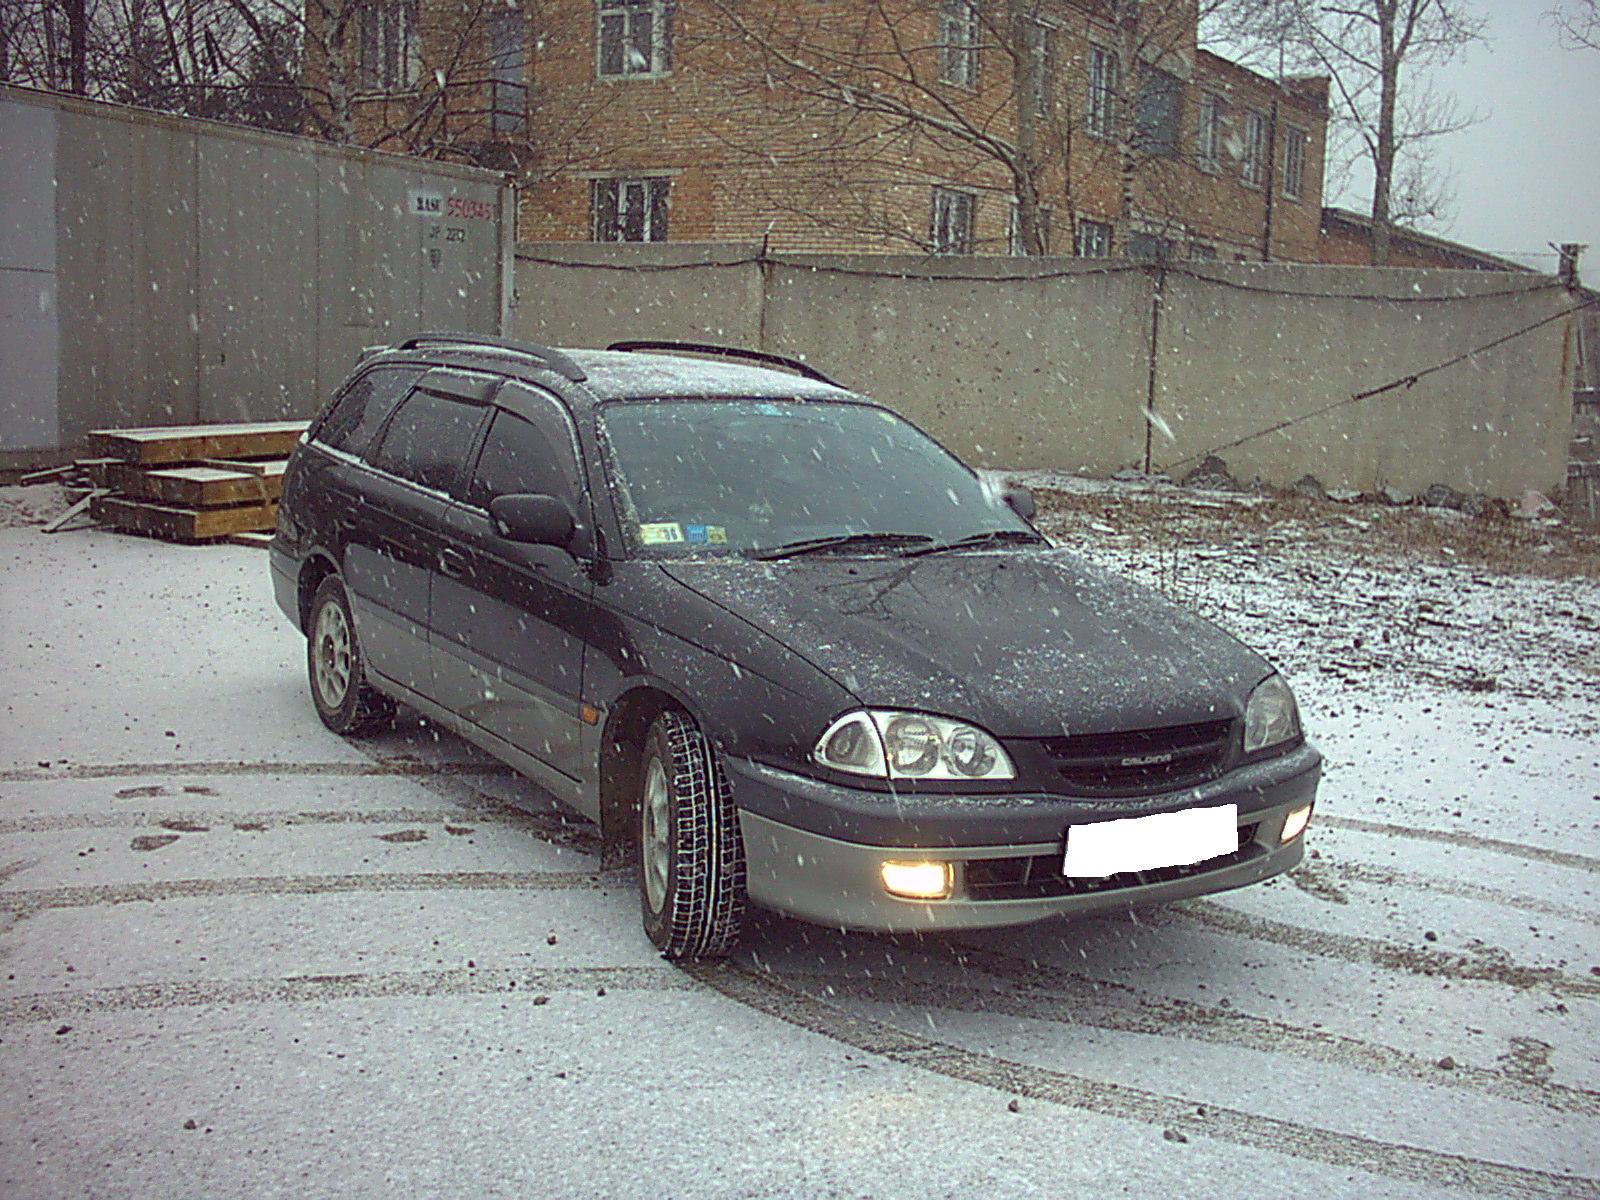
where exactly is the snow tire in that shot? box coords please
[638,711,748,959]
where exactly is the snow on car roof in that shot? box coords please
[564,350,856,401]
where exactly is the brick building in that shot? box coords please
[1319,207,1534,272]
[309,1,1331,262]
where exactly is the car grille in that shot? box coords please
[963,823,1261,902]
[1038,718,1234,795]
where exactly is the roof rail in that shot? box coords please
[395,332,588,382]
[606,340,844,388]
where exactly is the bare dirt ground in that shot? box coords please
[1,482,1597,1199]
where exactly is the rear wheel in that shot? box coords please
[306,576,394,737]
[638,711,747,959]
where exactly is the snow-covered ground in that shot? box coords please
[1,483,1597,1199]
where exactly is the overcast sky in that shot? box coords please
[1331,7,1600,272]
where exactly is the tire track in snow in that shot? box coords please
[1166,901,1600,1000]
[687,962,1599,1200]
[820,953,1600,1119]
[0,807,521,835]
[1315,857,1600,927]
[0,869,605,918]
[1317,814,1600,875]
[0,965,686,1023]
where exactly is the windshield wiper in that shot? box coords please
[903,529,1046,557]
[748,532,936,561]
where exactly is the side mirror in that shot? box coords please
[489,493,577,549]
[1003,483,1036,521]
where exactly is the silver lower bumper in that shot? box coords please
[740,803,1308,932]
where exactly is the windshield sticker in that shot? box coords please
[685,524,708,544]
[639,522,685,545]
[706,525,727,545]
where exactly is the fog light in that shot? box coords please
[880,861,952,900]
[1281,804,1313,844]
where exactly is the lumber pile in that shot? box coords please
[55,421,306,543]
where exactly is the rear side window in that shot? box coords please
[369,390,485,494]
[466,393,582,510]
[314,367,422,455]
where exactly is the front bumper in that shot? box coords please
[729,746,1319,932]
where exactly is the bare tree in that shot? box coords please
[1236,0,1484,264]
[1548,0,1599,50]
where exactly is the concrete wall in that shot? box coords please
[512,243,1578,499]
[1,85,511,463]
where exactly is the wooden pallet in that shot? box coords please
[91,495,278,541]
[86,421,306,466]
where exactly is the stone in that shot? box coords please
[1420,482,1467,510]
[1291,474,1327,500]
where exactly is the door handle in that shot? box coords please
[438,547,467,578]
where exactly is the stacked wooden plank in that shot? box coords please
[77,421,306,543]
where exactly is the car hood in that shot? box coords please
[660,549,1271,738]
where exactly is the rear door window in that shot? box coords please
[314,367,423,456]
[465,389,583,511]
[368,389,487,495]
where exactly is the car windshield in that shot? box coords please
[599,398,1035,556]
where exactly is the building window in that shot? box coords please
[1135,67,1181,158]
[1127,232,1176,262]
[1022,18,1054,119]
[592,177,669,242]
[1074,218,1112,258]
[938,0,979,88]
[488,12,527,134]
[597,0,673,78]
[1008,201,1051,255]
[1196,92,1223,173]
[1240,108,1269,187]
[358,0,419,92]
[930,187,975,255]
[1086,44,1119,139]
[1282,125,1308,201]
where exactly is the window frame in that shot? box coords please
[487,10,528,134]
[1282,124,1308,202]
[595,0,674,80]
[356,0,421,95]
[937,0,980,89]
[591,176,670,243]
[1073,217,1113,258]
[1196,91,1223,174]
[1086,43,1119,140]
[930,187,976,256]
[1134,65,1182,159]
[1240,107,1269,189]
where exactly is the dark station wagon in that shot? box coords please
[270,334,1321,958]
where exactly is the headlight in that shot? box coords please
[814,710,1015,781]
[1243,675,1301,755]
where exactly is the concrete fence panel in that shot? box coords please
[512,243,764,349]
[1153,265,1575,497]
[759,257,1152,474]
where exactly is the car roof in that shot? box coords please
[362,343,859,408]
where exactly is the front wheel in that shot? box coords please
[306,576,395,737]
[638,711,747,959]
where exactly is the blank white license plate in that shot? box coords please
[1064,804,1239,878]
